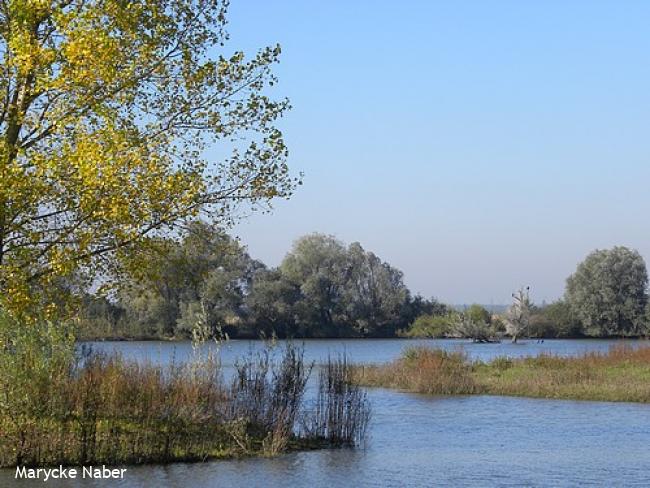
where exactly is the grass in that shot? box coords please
[354,344,650,403]
[0,344,370,468]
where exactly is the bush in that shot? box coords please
[402,313,455,338]
[465,304,491,325]
[529,301,583,338]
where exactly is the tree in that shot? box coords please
[245,268,300,338]
[0,0,297,315]
[506,286,531,343]
[453,304,498,342]
[403,313,454,338]
[278,234,411,337]
[451,311,496,343]
[565,247,648,336]
[280,234,350,336]
[465,304,491,326]
[107,221,260,337]
[529,300,583,338]
[341,242,409,336]
[402,295,448,322]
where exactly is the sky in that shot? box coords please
[223,0,650,305]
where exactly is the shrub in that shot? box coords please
[402,313,455,338]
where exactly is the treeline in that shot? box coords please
[406,246,650,339]
[79,227,650,340]
[78,222,446,339]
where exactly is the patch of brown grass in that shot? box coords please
[353,346,480,395]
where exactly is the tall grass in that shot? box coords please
[355,344,650,402]
[474,344,650,402]
[302,356,370,447]
[0,315,371,467]
[354,346,480,395]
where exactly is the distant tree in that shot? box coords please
[81,230,438,339]
[451,312,496,343]
[245,269,300,337]
[403,313,455,338]
[76,294,124,339]
[529,300,583,338]
[280,234,350,336]
[341,242,409,336]
[466,304,491,326]
[278,234,411,337]
[115,221,260,337]
[565,247,648,336]
[506,287,532,343]
[398,295,449,331]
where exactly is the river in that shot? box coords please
[2,339,649,487]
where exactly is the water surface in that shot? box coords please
[83,337,647,366]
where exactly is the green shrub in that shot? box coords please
[403,313,455,338]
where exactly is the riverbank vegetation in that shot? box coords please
[0,313,370,468]
[76,232,650,341]
[76,226,446,340]
[354,345,650,403]
[404,247,649,341]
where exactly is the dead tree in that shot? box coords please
[506,286,531,343]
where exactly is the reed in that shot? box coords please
[302,356,371,447]
[354,344,650,402]
[474,344,650,402]
[0,340,371,468]
[354,346,480,395]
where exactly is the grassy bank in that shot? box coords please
[354,345,650,403]
[0,343,370,468]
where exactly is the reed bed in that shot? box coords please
[475,345,650,402]
[302,356,370,447]
[0,344,371,468]
[354,347,480,395]
[354,344,650,402]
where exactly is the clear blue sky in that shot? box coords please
[225,0,650,305]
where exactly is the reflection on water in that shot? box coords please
[2,339,650,487]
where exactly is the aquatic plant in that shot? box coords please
[0,335,370,467]
[355,344,650,403]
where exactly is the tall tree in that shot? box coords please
[280,234,349,336]
[117,221,259,337]
[342,242,408,336]
[245,268,300,338]
[0,0,297,314]
[565,247,648,336]
[277,234,410,337]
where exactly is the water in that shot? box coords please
[81,337,647,367]
[3,339,650,487]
